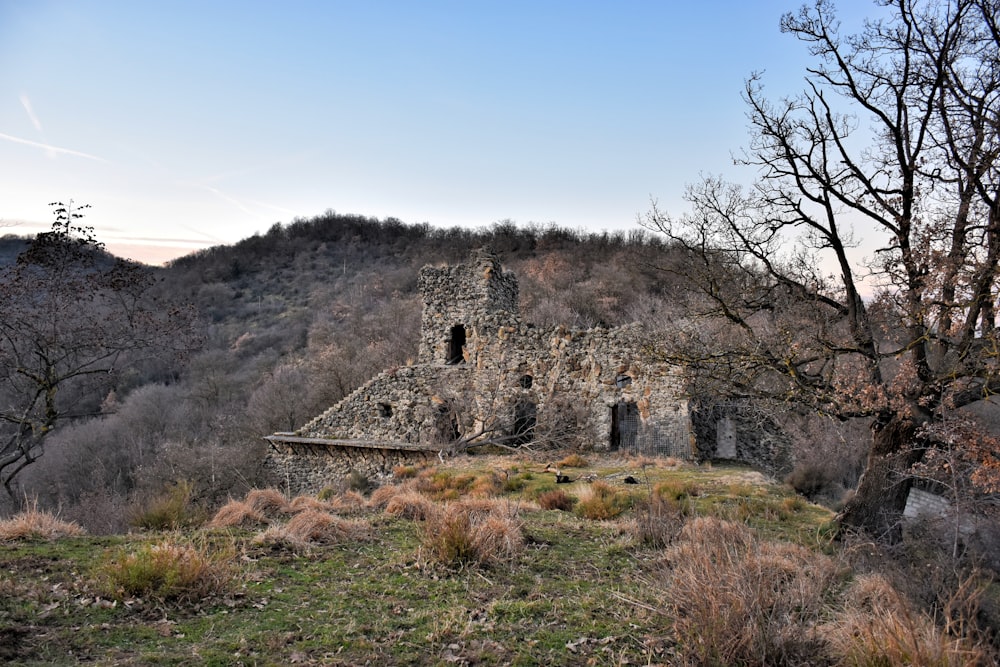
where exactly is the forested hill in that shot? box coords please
[10,211,698,533]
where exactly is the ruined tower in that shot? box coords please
[416,247,519,364]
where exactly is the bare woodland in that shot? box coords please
[645,0,1000,540]
[0,0,997,552]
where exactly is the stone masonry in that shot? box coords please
[265,247,696,492]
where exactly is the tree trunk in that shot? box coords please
[837,416,926,542]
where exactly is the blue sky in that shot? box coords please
[1,1,881,264]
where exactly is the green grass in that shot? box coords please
[0,457,842,665]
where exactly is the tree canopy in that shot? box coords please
[646,0,1000,539]
[0,202,196,500]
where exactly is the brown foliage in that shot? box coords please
[206,500,268,529]
[0,506,85,540]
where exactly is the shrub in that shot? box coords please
[392,465,418,479]
[825,573,990,666]
[130,480,203,530]
[206,500,268,529]
[630,495,684,548]
[661,516,837,666]
[557,453,589,468]
[244,489,290,517]
[98,540,232,603]
[282,509,367,545]
[421,501,524,568]
[575,481,632,520]
[346,469,371,494]
[536,489,576,511]
[0,506,85,540]
[384,491,437,521]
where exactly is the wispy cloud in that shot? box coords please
[0,132,107,162]
[200,184,257,217]
[19,94,43,132]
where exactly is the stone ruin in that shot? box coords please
[265,247,786,494]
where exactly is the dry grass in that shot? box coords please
[98,539,233,603]
[256,509,369,551]
[244,489,291,517]
[536,489,576,511]
[415,469,477,501]
[629,495,684,548]
[0,506,86,540]
[368,483,405,509]
[421,500,524,568]
[284,509,368,544]
[824,573,990,666]
[575,481,633,520]
[557,453,589,468]
[660,516,837,665]
[206,500,268,529]
[326,490,368,515]
[384,491,438,521]
[288,495,330,513]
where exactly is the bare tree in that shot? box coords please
[646,0,999,539]
[0,202,197,502]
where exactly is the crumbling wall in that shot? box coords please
[418,247,518,364]
[690,399,793,477]
[264,447,434,496]
[296,365,473,446]
[285,248,692,457]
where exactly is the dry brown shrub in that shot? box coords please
[206,500,268,529]
[282,509,367,545]
[392,464,418,479]
[367,483,401,509]
[97,539,233,603]
[630,495,684,548]
[327,490,367,515]
[575,481,633,520]
[244,489,291,517]
[0,506,85,540]
[384,491,438,521]
[470,472,504,497]
[557,453,589,468]
[470,513,524,565]
[824,573,990,666]
[536,489,576,511]
[661,516,837,665]
[421,501,524,568]
[288,495,330,513]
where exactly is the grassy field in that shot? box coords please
[1,455,993,666]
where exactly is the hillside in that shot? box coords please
[3,454,998,665]
[9,213,721,533]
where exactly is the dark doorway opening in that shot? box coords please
[436,403,461,443]
[610,401,639,451]
[512,400,537,445]
[447,324,466,364]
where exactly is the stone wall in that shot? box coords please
[689,399,793,477]
[418,247,519,364]
[275,247,694,487]
[297,365,473,446]
[264,446,435,496]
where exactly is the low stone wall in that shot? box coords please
[264,444,435,497]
